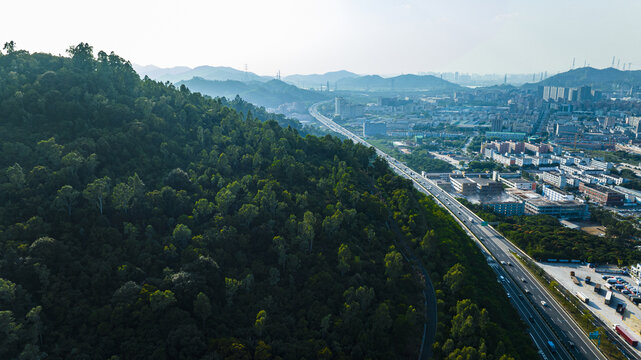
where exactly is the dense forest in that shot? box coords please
[0,43,535,359]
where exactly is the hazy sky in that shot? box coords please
[2,0,640,76]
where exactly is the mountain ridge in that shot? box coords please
[176,76,328,109]
[336,73,461,92]
[523,67,641,90]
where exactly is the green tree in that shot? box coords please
[54,185,79,217]
[3,41,16,53]
[300,211,316,252]
[5,163,25,189]
[193,292,212,328]
[67,42,94,69]
[193,198,214,221]
[384,249,403,280]
[225,277,241,305]
[337,243,351,275]
[237,203,259,226]
[150,290,177,311]
[112,182,134,215]
[26,306,43,345]
[0,278,16,305]
[172,224,192,247]
[83,176,111,214]
[254,310,267,337]
[61,151,84,178]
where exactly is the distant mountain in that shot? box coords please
[133,64,272,83]
[526,67,641,90]
[283,70,359,88]
[177,77,328,109]
[336,74,461,92]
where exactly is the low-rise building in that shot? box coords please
[542,171,567,188]
[507,189,588,219]
[578,183,624,206]
[501,177,536,190]
[590,159,613,171]
[483,201,525,216]
[542,185,574,201]
[485,131,527,140]
[450,177,476,195]
[472,178,503,197]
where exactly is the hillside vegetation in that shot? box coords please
[177,77,328,109]
[526,67,641,90]
[0,43,534,359]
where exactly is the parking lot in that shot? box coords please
[539,262,641,352]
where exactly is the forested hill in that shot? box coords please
[524,67,641,90]
[0,43,535,359]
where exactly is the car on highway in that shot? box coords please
[541,300,547,307]
[525,289,531,294]
[500,261,507,265]
[521,278,527,283]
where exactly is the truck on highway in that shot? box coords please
[576,292,589,304]
[614,324,638,347]
[594,283,601,293]
[571,276,580,285]
[605,291,613,305]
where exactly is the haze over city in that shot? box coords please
[3,0,641,76]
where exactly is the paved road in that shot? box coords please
[309,101,608,360]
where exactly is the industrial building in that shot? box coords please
[450,177,476,195]
[542,185,574,202]
[578,183,625,207]
[501,177,536,190]
[542,171,567,188]
[482,201,525,216]
[507,189,588,219]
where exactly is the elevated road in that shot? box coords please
[310,102,608,360]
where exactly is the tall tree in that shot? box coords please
[83,176,111,215]
[193,292,212,328]
[54,185,79,217]
[112,182,134,215]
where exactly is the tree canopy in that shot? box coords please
[0,43,534,359]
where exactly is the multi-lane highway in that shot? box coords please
[309,102,608,360]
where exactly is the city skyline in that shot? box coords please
[2,0,640,76]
